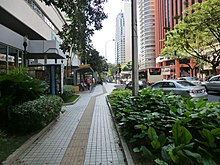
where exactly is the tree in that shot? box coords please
[40,0,107,56]
[107,63,117,76]
[161,0,220,75]
[84,49,107,77]
[122,61,132,71]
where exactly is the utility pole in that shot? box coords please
[131,0,139,95]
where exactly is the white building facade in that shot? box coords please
[124,2,132,63]
[138,0,156,69]
[115,11,126,64]
[0,0,66,72]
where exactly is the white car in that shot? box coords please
[151,80,208,100]
[201,75,220,93]
[177,77,201,85]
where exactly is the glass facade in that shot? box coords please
[0,43,23,72]
[115,12,125,64]
[24,0,58,33]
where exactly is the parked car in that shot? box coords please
[201,75,220,93]
[125,80,147,90]
[177,77,201,85]
[151,80,208,100]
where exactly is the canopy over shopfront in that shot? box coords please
[27,40,65,59]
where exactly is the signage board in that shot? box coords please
[161,67,171,75]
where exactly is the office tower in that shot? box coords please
[115,11,126,64]
[155,0,205,78]
[138,0,156,69]
[124,2,132,63]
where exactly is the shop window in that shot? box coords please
[0,43,22,72]
[0,44,7,72]
[167,60,175,65]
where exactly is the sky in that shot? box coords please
[91,0,125,64]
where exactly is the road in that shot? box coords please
[113,84,220,103]
[208,91,220,103]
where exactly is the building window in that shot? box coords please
[24,0,56,31]
[0,43,23,72]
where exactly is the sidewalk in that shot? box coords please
[8,83,127,165]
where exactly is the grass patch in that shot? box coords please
[0,133,32,163]
[63,85,74,92]
[64,95,79,103]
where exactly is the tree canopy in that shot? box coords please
[82,48,107,76]
[122,61,132,71]
[40,0,107,56]
[161,0,220,74]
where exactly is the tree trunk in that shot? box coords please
[212,65,217,75]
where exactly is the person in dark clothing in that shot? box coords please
[86,78,91,91]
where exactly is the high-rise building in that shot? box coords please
[155,0,204,78]
[115,11,126,64]
[124,2,132,63]
[138,0,156,69]
[0,0,66,72]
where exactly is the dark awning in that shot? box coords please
[74,64,94,74]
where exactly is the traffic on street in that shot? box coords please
[115,83,220,103]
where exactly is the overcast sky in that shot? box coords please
[91,0,125,64]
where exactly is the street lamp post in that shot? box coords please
[131,0,139,95]
[23,36,28,67]
[66,55,70,84]
[105,39,115,60]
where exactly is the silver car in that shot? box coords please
[177,77,201,85]
[151,80,208,100]
[201,75,220,93]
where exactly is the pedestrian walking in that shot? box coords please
[86,78,91,92]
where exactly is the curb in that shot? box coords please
[105,96,134,165]
[2,119,58,165]
[63,95,81,106]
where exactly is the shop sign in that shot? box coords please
[79,64,90,68]
[161,67,171,75]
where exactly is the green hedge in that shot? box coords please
[0,68,48,130]
[9,95,63,134]
[108,88,220,165]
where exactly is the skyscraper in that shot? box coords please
[124,2,132,63]
[115,11,125,64]
[155,0,205,78]
[155,0,204,60]
[138,0,156,69]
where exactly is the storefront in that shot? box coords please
[0,43,23,72]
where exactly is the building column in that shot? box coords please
[6,46,9,72]
[15,50,19,67]
[162,61,167,79]
[73,70,77,86]
[44,54,47,64]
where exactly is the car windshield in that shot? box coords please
[187,77,194,81]
[177,80,196,86]
[180,77,198,81]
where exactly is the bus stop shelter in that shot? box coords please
[73,64,94,87]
